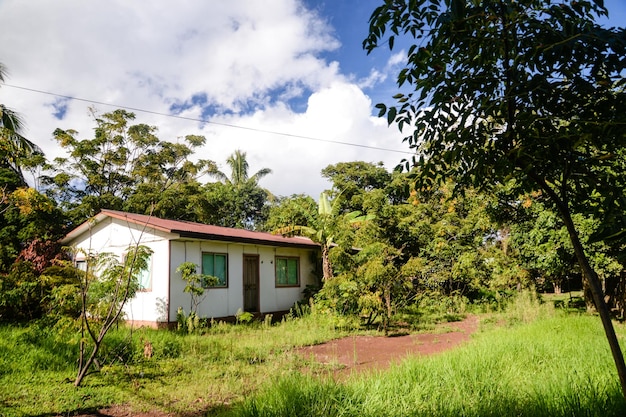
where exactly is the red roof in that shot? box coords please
[62,209,319,249]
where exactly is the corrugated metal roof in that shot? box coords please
[62,209,319,249]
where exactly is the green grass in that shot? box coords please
[1,295,626,416]
[227,298,626,417]
[0,310,351,416]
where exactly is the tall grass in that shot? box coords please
[3,295,626,416]
[229,307,626,417]
[0,308,350,416]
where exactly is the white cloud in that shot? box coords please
[0,0,409,198]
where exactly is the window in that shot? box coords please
[136,255,152,291]
[202,252,228,287]
[122,253,152,291]
[75,260,87,272]
[275,257,299,286]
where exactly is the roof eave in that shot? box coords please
[176,231,319,249]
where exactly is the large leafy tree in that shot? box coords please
[321,161,395,212]
[407,182,522,297]
[44,108,210,224]
[0,63,66,273]
[263,194,318,233]
[365,0,626,395]
[195,180,271,229]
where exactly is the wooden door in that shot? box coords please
[243,255,259,313]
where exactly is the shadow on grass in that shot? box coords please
[25,403,233,417]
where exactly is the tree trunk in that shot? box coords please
[321,245,333,280]
[551,194,626,399]
[75,340,101,386]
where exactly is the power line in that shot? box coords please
[4,83,413,156]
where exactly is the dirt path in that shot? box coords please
[299,315,480,379]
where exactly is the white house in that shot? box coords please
[61,209,320,327]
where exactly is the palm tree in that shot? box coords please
[0,62,42,185]
[203,150,273,229]
[208,150,271,188]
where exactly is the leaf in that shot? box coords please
[318,192,332,216]
[375,103,387,117]
[387,107,397,126]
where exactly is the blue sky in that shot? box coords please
[1,0,625,197]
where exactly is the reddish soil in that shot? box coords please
[299,315,480,379]
[64,316,479,416]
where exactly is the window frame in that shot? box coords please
[201,252,229,288]
[275,256,300,287]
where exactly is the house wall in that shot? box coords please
[169,240,317,320]
[68,217,173,326]
[68,217,319,326]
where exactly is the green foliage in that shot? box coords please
[73,244,153,386]
[201,149,273,230]
[365,0,626,198]
[317,242,412,333]
[176,307,202,334]
[236,309,255,324]
[0,261,42,320]
[43,108,210,224]
[274,191,373,280]
[509,195,622,294]
[405,183,523,298]
[264,194,318,233]
[314,163,526,327]
[0,62,44,186]
[176,261,217,317]
[365,0,626,392]
[321,161,395,212]
[0,261,79,322]
[196,180,271,230]
[0,173,67,274]
[84,247,152,321]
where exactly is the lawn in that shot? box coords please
[1,295,626,416]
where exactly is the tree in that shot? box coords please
[274,192,373,280]
[71,244,152,387]
[263,194,318,233]
[333,242,412,334]
[208,149,272,189]
[202,150,273,229]
[177,262,208,314]
[0,168,67,273]
[406,181,522,298]
[321,161,394,212]
[0,63,43,186]
[0,64,55,271]
[44,108,210,224]
[365,0,626,396]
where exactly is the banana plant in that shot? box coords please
[274,191,374,280]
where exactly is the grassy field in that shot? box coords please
[1,295,626,416]
[0,311,356,416]
[232,311,626,416]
